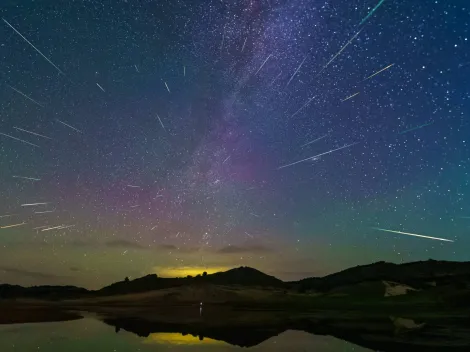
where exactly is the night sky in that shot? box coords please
[0,0,469,289]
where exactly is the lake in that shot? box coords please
[0,317,371,351]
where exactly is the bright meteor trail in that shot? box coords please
[341,92,360,102]
[13,176,41,181]
[0,222,26,229]
[13,127,51,140]
[301,135,328,148]
[2,18,64,75]
[372,227,454,242]
[0,132,39,148]
[255,54,272,75]
[359,0,387,26]
[156,114,166,131]
[278,143,358,169]
[363,63,395,81]
[317,29,362,76]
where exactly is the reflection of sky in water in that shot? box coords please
[144,332,227,346]
[0,318,372,351]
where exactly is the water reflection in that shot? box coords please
[144,332,226,346]
[101,313,470,352]
[0,317,371,351]
[1,312,469,351]
[105,316,282,347]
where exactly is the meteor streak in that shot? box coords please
[164,82,171,93]
[290,96,316,118]
[96,83,106,92]
[7,85,44,107]
[0,132,39,148]
[301,135,328,148]
[220,25,226,54]
[21,202,48,207]
[2,18,64,75]
[341,92,360,102]
[13,176,41,181]
[286,56,307,87]
[371,227,454,242]
[318,29,362,76]
[278,143,358,169]
[156,114,166,131]
[55,119,82,133]
[362,63,394,81]
[41,225,65,232]
[13,127,51,139]
[270,71,282,86]
[241,37,247,52]
[0,222,26,229]
[255,54,272,75]
[34,210,55,214]
[399,121,434,134]
[359,0,387,26]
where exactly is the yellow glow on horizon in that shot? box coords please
[144,332,225,345]
[153,266,230,278]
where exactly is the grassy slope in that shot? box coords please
[54,280,469,318]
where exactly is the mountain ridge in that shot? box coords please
[1,259,469,299]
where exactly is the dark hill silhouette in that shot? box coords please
[97,274,185,296]
[202,266,283,287]
[0,284,89,300]
[292,260,470,292]
[1,260,469,299]
[97,266,284,296]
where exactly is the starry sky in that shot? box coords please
[0,0,469,289]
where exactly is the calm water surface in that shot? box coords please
[0,317,372,352]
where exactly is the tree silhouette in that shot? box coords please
[202,271,207,277]
[124,277,129,282]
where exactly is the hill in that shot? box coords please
[292,260,470,292]
[1,260,469,302]
[0,284,89,300]
[97,266,284,296]
[199,266,283,287]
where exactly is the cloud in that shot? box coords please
[0,266,60,279]
[217,244,271,254]
[68,239,94,247]
[157,244,200,253]
[105,239,144,249]
[158,244,177,250]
